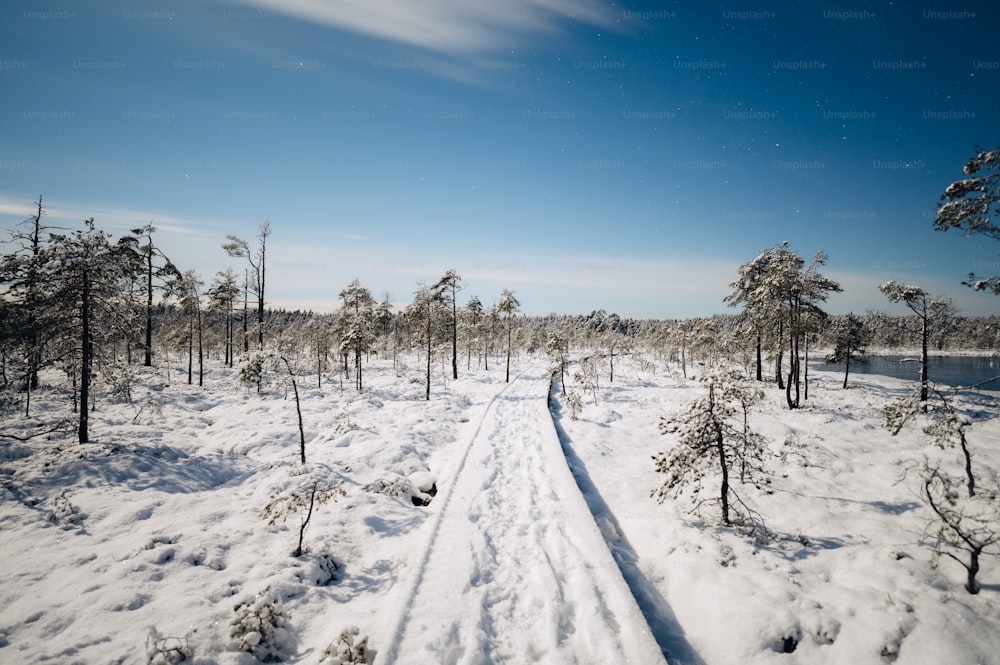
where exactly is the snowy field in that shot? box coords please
[1,352,998,664]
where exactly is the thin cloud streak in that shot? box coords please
[0,194,217,238]
[216,0,620,54]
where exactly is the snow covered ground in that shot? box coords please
[1,352,998,664]
[554,356,1000,665]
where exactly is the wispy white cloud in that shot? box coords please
[215,0,620,55]
[0,193,217,238]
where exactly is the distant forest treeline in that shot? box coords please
[2,203,998,443]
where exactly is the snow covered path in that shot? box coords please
[379,366,667,664]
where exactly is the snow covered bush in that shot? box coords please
[363,475,435,506]
[133,398,165,425]
[46,490,84,530]
[653,367,770,527]
[145,626,193,664]
[885,384,1000,593]
[320,626,371,664]
[564,390,583,420]
[887,384,979,498]
[573,356,599,405]
[545,334,569,395]
[292,551,342,586]
[920,461,1000,594]
[229,587,291,662]
[261,477,346,557]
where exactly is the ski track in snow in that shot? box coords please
[379,366,666,664]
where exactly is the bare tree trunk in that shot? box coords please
[294,483,317,557]
[451,285,458,380]
[967,548,981,594]
[425,297,432,400]
[242,269,249,354]
[843,344,851,389]
[755,333,762,382]
[505,314,512,383]
[145,245,154,366]
[775,320,785,390]
[920,312,929,402]
[804,334,809,401]
[197,305,204,387]
[256,226,267,351]
[79,270,92,444]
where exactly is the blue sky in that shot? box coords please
[2,1,999,317]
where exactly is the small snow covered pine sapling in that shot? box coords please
[261,478,346,557]
[230,587,290,661]
[885,384,1000,593]
[545,334,569,396]
[653,368,770,527]
[145,626,194,664]
[573,356,599,405]
[885,384,977,497]
[320,626,370,664]
[920,461,1000,594]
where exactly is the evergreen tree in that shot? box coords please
[223,222,270,350]
[131,223,179,366]
[879,280,954,402]
[433,269,462,380]
[726,242,840,408]
[653,368,769,526]
[41,218,141,443]
[208,268,240,368]
[497,289,520,383]
[171,270,205,386]
[463,295,484,370]
[337,279,375,391]
[935,145,1000,293]
[406,284,445,400]
[0,196,54,406]
[825,312,868,388]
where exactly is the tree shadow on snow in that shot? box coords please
[549,396,706,665]
[770,487,921,517]
[29,441,260,494]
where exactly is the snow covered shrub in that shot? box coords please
[886,385,1000,593]
[320,626,371,664]
[887,385,979,497]
[239,351,269,389]
[230,587,291,662]
[102,362,137,404]
[145,626,193,664]
[573,357,599,405]
[920,461,1000,594]
[133,398,165,425]
[334,405,357,434]
[561,389,583,420]
[363,476,436,506]
[47,490,84,529]
[653,367,770,527]
[292,551,342,586]
[545,334,569,396]
[261,477,346,557]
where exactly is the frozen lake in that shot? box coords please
[814,353,1000,390]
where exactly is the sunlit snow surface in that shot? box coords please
[1,354,998,663]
